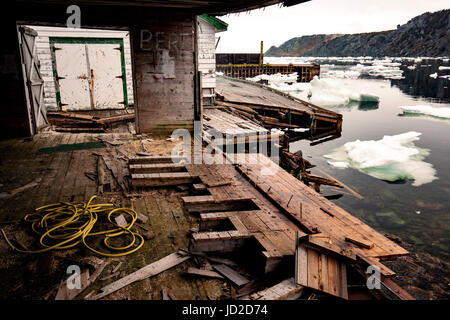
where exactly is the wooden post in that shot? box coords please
[260,40,264,66]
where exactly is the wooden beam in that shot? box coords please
[299,234,356,262]
[128,156,187,165]
[213,264,250,287]
[129,163,186,174]
[185,267,224,280]
[88,251,191,300]
[246,278,304,300]
[189,230,253,253]
[131,172,196,187]
[182,195,257,213]
[345,236,374,250]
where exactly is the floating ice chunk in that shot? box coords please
[438,66,450,70]
[400,105,450,120]
[407,65,416,70]
[324,132,438,187]
[429,73,438,79]
[327,161,349,168]
[300,76,379,107]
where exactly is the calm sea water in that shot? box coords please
[281,58,450,262]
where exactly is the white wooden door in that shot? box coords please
[54,43,92,110]
[53,42,125,111]
[18,26,47,134]
[87,44,124,109]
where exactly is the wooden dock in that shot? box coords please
[216,63,320,82]
[129,152,410,300]
[216,76,342,132]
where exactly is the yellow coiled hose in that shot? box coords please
[1,195,144,257]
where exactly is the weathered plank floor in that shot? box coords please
[233,154,409,263]
[0,132,226,300]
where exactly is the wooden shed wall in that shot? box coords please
[197,17,217,105]
[131,16,196,134]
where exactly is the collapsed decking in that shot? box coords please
[215,76,342,133]
[128,150,411,300]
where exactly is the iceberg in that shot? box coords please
[400,105,450,120]
[324,132,438,187]
[303,76,379,106]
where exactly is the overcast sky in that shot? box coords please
[216,0,449,53]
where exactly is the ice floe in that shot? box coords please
[306,77,379,106]
[247,74,379,107]
[400,105,450,120]
[324,132,437,187]
[429,72,438,79]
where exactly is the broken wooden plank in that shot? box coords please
[88,251,191,300]
[179,248,238,267]
[129,163,186,174]
[47,111,96,120]
[128,156,187,165]
[0,178,42,199]
[246,278,304,300]
[190,231,253,253]
[102,153,128,193]
[182,195,257,213]
[192,183,207,193]
[295,239,348,299]
[131,172,196,187]
[185,267,224,280]
[299,234,356,262]
[345,236,374,249]
[96,114,135,125]
[315,168,364,200]
[206,180,233,188]
[213,264,250,287]
[97,156,105,194]
[54,127,105,133]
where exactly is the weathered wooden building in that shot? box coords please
[27,26,134,112]
[1,0,309,139]
[197,15,227,106]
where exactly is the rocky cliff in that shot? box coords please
[266,9,449,57]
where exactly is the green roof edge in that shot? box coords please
[199,14,228,31]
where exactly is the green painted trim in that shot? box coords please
[49,37,129,109]
[199,14,228,31]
